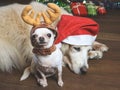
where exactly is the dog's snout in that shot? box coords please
[39,37,44,42]
[80,66,87,75]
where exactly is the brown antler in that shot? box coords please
[21,5,41,26]
[42,3,61,25]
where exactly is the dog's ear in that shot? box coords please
[52,30,58,39]
[48,28,58,39]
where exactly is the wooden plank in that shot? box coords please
[97,32,120,41]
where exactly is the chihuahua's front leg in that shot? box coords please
[57,65,64,87]
[36,69,48,87]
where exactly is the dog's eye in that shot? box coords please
[32,34,37,39]
[47,33,51,38]
[73,47,81,51]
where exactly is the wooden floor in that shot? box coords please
[0,6,120,90]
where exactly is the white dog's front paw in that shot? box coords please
[38,79,48,87]
[89,51,103,59]
[100,45,109,52]
[58,80,64,87]
[93,41,109,52]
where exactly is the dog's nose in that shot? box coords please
[80,66,87,75]
[39,37,44,42]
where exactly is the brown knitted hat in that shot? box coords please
[30,23,58,39]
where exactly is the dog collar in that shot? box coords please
[32,45,56,56]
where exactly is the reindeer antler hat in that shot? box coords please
[21,3,61,38]
[21,3,61,55]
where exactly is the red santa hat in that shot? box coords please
[55,15,99,45]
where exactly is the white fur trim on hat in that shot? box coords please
[62,35,97,45]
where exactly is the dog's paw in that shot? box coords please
[88,51,103,59]
[37,79,48,87]
[58,80,64,87]
[99,44,109,52]
[93,41,109,52]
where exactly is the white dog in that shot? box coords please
[61,41,108,74]
[0,1,108,75]
[20,28,63,87]
[19,4,63,87]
